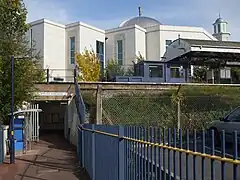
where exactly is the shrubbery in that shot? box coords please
[82,85,240,131]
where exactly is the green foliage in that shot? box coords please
[192,66,207,83]
[76,49,100,81]
[0,0,44,124]
[135,51,145,63]
[99,85,240,131]
[231,67,240,83]
[105,59,125,79]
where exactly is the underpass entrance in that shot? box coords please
[34,101,68,136]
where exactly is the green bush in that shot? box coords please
[99,85,240,131]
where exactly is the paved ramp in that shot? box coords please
[0,133,89,180]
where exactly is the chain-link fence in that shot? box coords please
[81,84,240,131]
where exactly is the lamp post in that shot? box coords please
[9,55,15,164]
[9,55,29,164]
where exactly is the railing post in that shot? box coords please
[118,126,125,180]
[74,68,77,83]
[177,99,181,132]
[77,126,82,166]
[46,68,49,84]
[81,125,85,167]
[96,85,103,124]
[92,125,96,180]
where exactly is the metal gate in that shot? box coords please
[28,103,40,142]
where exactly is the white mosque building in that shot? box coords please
[27,7,231,82]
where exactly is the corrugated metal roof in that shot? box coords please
[181,38,240,48]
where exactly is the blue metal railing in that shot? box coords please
[78,124,240,180]
[74,68,86,124]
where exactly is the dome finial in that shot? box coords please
[138,6,142,17]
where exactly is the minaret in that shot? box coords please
[212,14,230,41]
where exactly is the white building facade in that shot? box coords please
[27,9,230,82]
[27,19,105,82]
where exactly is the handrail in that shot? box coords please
[74,69,86,124]
[78,125,240,165]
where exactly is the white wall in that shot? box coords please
[65,22,105,78]
[65,23,80,80]
[79,23,105,53]
[106,25,146,66]
[135,28,146,61]
[145,25,217,60]
[146,30,160,60]
[28,20,44,67]
[30,19,66,81]
[44,22,66,80]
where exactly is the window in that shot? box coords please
[218,24,221,33]
[117,40,123,65]
[170,67,183,78]
[96,40,104,71]
[220,68,231,79]
[227,107,240,122]
[214,25,217,33]
[165,40,172,49]
[223,24,227,32]
[70,37,75,64]
[149,65,163,78]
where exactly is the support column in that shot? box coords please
[96,85,103,124]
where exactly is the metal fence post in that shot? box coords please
[177,99,181,132]
[92,125,96,180]
[81,126,85,168]
[118,126,125,180]
[46,68,49,84]
[96,85,103,124]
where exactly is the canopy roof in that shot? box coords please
[167,39,240,67]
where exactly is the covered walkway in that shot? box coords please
[0,132,89,180]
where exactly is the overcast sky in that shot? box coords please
[23,0,240,40]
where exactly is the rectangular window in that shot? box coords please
[117,40,123,65]
[214,25,216,33]
[170,67,183,78]
[149,65,163,78]
[70,37,75,64]
[96,40,104,71]
[165,40,172,49]
[220,68,231,79]
[218,24,221,33]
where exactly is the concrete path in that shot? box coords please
[0,132,89,180]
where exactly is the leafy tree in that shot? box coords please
[76,49,100,81]
[231,67,240,83]
[192,66,208,83]
[105,52,145,80]
[105,59,125,80]
[0,0,44,124]
[135,51,145,63]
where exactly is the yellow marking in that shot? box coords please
[80,127,240,164]
[11,131,14,135]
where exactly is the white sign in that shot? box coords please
[38,92,68,96]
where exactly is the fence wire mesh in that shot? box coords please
[81,85,240,131]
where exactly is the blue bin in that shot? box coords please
[14,118,24,152]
